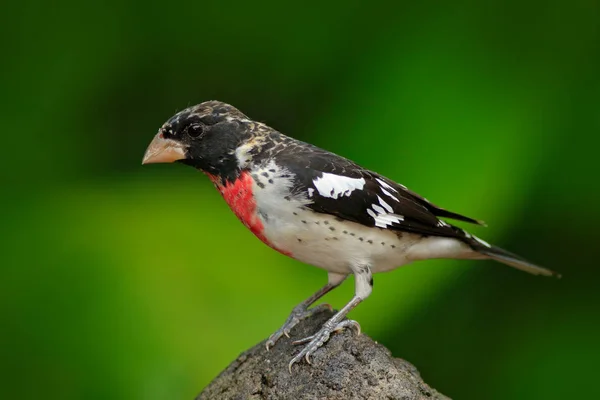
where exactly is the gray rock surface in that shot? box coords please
[197,309,449,400]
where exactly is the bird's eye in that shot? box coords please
[186,124,204,138]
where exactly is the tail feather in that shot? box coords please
[475,242,561,278]
[452,225,560,277]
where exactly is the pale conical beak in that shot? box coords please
[142,133,186,164]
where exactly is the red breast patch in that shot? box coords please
[206,171,291,256]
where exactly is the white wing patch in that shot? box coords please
[376,178,398,192]
[367,195,404,228]
[380,187,399,202]
[378,195,394,213]
[372,213,405,228]
[312,173,366,199]
[375,178,402,202]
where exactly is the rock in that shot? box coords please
[197,309,449,400]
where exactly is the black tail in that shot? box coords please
[474,241,561,278]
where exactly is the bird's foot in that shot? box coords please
[288,318,361,373]
[265,303,332,350]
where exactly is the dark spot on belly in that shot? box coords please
[292,211,297,215]
[256,181,265,189]
[395,232,403,239]
[329,226,335,231]
[258,210,269,221]
[269,169,276,173]
[358,237,364,241]
[301,220,307,224]
[261,172,269,177]
[315,221,320,225]
[381,242,385,245]
[325,237,329,241]
[268,179,274,184]
[350,233,355,236]
[332,237,339,240]
[343,230,348,234]
[251,174,259,181]
[323,220,329,225]
[285,196,291,201]
[367,240,373,244]
[297,238,302,242]
[391,245,396,248]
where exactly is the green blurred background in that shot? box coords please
[2,1,599,399]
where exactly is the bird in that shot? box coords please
[142,100,559,372]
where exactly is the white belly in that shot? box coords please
[260,207,425,273]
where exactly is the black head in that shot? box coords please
[142,101,252,179]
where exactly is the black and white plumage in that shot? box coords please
[142,100,559,371]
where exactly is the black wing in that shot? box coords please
[275,143,483,239]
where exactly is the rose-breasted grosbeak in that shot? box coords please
[142,100,558,371]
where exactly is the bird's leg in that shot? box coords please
[266,272,347,350]
[288,265,373,372]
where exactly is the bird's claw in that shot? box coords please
[266,303,332,350]
[334,319,361,335]
[266,319,300,350]
[291,319,360,345]
[288,318,360,373]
